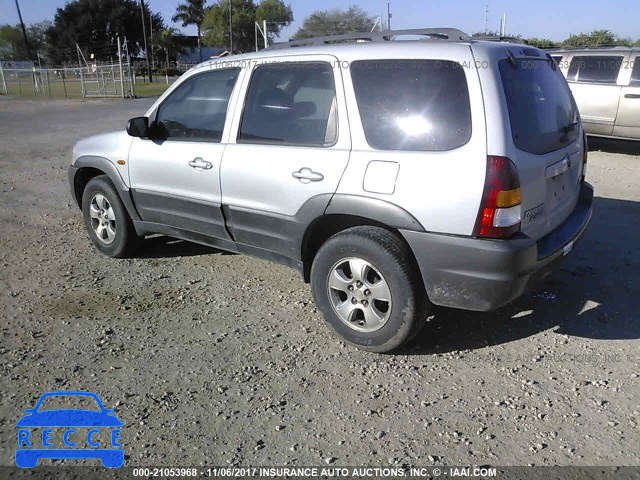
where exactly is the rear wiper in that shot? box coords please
[560,121,579,134]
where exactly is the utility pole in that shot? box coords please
[14,0,32,60]
[149,13,154,80]
[229,0,233,53]
[387,2,392,31]
[140,0,152,82]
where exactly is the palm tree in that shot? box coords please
[172,0,207,62]
[154,28,186,72]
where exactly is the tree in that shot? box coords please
[0,25,28,60]
[525,37,558,49]
[0,22,51,61]
[153,28,186,71]
[562,29,621,48]
[256,0,294,42]
[173,0,207,62]
[201,0,292,53]
[46,0,164,64]
[292,6,375,40]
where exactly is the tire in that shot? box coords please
[311,226,431,353]
[81,175,139,258]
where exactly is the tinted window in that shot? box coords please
[630,57,640,86]
[239,62,337,146]
[551,55,562,64]
[500,58,579,155]
[156,68,240,142]
[567,55,623,84]
[350,60,471,151]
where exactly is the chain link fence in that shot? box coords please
[0,63,136,99]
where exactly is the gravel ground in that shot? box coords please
[0,97,638,469]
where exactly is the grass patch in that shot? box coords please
[0,76,172,100]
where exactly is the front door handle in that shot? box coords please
[188,158,213,170]
[624,93,640,99]
[292,167,324,184]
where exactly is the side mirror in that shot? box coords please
[126,116,149,138]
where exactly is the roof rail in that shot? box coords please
[268,28,470,50]
[552,44,637,51]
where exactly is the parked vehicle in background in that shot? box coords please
[550,47,640,140]
[68,28,593,352]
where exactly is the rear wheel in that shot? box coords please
[81,175,139,258]
[311,226,430,352]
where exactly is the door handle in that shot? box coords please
[624,94,640,99]
[292,167,324,184]
[188,158,213,170]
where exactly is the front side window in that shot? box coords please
[238,62,337,147]
[156,68,240,142]
[500,58,579,155]
[567,55,623,84]
[350,60,472,151]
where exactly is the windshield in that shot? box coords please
[499,58,579,155]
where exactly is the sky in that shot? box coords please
[1,0,639,43]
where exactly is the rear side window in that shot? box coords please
[156,68,240,142]
[630,57,640,86]
[238,62,337,147]
[500,58,579,155]
[567,55,623,84]
[350,60,471,151]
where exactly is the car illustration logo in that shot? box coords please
[15,391,123,468]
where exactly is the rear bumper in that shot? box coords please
[401,182,593,311]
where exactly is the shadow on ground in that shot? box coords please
[406,196,640,354]
[587,136,640,155]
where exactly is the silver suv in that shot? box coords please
[68,28,593,352]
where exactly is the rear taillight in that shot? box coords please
[581,131,588,182]
[473,156,522,238]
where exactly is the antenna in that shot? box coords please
[484,4,489,34]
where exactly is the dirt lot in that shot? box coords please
[0,97,638,469]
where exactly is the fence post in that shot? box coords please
[117,37,125,99]
[62,70,68,98]
[46,69,52,97]
[17,72,22,94]
[0,63,7,94]
[80,69,85,98]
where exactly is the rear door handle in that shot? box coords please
[292,167,324,183]
[624,94,640,99]
[188,158,213,170]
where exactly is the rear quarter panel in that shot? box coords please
[335,43,487,236]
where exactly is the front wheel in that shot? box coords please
[81,175,139,258]
[311,226,430,353]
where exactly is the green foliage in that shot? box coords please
[525,37,559,49]
[561,29,625,47]
[46,0,164,64]
[292,6,375,40]
[153,28,186,67]
[172,0,207,60]
[0,22,51,60]
[202,0,292,53]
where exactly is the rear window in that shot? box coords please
[630,57,640,86]
[350,60,471,151]
[500,58,579,155]
[567,55,623,84]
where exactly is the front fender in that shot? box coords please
[68,156,141,221]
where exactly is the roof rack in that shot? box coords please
[472,35,523,43]
[268,28,470,50]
